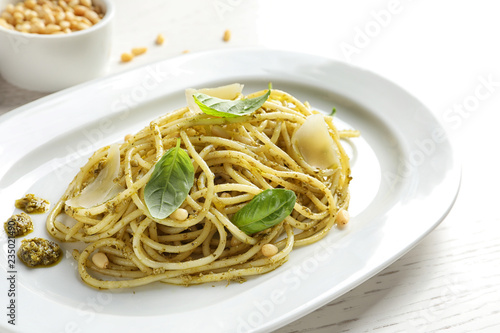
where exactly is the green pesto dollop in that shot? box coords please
[18,237,62,268]
[4,212,33,238]
[15,193,50,214]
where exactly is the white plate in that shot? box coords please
[0,49,460,333]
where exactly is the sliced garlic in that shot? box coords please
[185,83,244,113]
[66,144,124,208]
[292,114,340,169]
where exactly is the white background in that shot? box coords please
[1,0,499,332]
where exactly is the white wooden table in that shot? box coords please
[1,1,499,332]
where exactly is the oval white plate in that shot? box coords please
[0,49,460,333]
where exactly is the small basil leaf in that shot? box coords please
[144,139,194,219]
[330,107,337,117]
[193,89,270,118]
[232,189,296,235]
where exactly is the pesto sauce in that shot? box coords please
[17,237,62,268]
[4,213,34,238]
[15,193,50,214]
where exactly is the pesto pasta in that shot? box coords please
[46,85,358,289]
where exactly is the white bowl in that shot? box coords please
[0,0,114,92]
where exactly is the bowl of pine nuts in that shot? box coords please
[0,0,114,92]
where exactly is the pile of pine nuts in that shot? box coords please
[0,0,104,34]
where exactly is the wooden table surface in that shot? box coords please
[1,1,499,332]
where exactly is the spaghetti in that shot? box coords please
[46,86,358,289]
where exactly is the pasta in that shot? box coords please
[46,85,358,289]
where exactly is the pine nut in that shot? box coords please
[45,12,55,24]
[25,0,36,10]
[59,20,70,29]
[13,11,24,22]
[75,22,90,30]
[30,20,45,33]
[0,18,13,29]
[14,3,24,13]
[65,11,75,21]
[81,0,92,8]
[45,23,61,33]
[35,6,44,18]
[20,22,31,32]
[336,209,349,227]
[91,252,109,269]
[170,208,189,221]
[25,9,37,21]
[121,53,134,63]
[58,1,68,10]
[223,29,231,42]
[5,3,14,13]
[131,47,147,56]
[0,0,102,34]
[84,10,99,24]
[156,33,164,45]
[1,11,13,22]
[54,11,65,22]
[185,128,197,136]
[76,16,92,25]
[73,5,87,16]
[261,244,278,257]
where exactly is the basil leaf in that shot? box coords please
[144,139,194,219]
[232,189,296,235]
[193,89,270,118]
[330,107,337,116]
